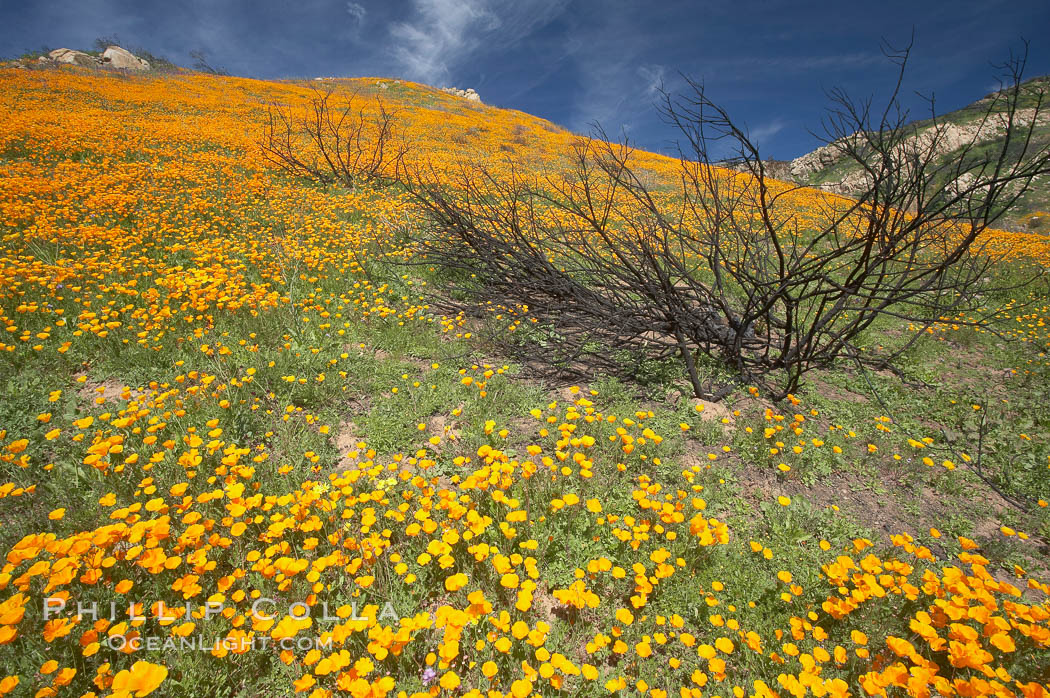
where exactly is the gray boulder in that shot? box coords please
[440,86,482,103]
[48,48,100,67]
[100,46,150,71]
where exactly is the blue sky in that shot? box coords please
[3,0,1048,159]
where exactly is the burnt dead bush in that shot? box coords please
[261,88,407,189]
[401,42,1049,400]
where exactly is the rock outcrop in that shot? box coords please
[788,141,845,179]
[786,108,1050,197]
[47,48,99,67]
[441,86,481,103]
[37,46,150,71]
[874,115,1030,199]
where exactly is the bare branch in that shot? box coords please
[260,88,408,189]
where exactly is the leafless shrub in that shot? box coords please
[261,88,407,189]
[402,41,1049,400]
[190,49,228,76]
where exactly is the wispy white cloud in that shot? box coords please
[389,0,492,84]
[387,0,568,85]
[638,64,666,97]
[567,14,682,136]
[346,2,367,32]
[746,119,787,150]
[568,39,882,142]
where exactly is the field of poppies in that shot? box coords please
[1,64,1049,698]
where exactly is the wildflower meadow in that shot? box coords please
[1,64,1049,698]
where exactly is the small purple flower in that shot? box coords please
[422,667,437,685]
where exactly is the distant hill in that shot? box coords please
[768,76,1050,233]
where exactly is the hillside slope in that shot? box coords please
[1,62,1049,698]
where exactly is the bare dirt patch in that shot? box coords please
[806,377,871,405]
[426,410,463,449]
[692,398,733,424]
[74,372,141,405]
[334,420,366,471]
[729,458,951,541]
